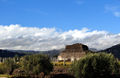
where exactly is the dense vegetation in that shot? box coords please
[0,54,53,77]
[20,54,53,75]
[0,52,120,78]
[71,53,120,78]
[0,58,19,74]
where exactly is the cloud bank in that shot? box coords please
[0,24,120,51]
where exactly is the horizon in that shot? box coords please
[0,0,120,50]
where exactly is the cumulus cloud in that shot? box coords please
[0,24,120,51]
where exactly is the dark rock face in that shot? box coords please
[102,44,120,59]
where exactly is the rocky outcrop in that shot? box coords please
[58,43,89,61]
[64,43,88,52]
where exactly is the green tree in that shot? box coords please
[3,58,19,74]
[14,54,20,62]
[0,63,7,74]
[20,54,53,75]
[71,53,120,78]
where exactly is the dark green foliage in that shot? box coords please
[0,54,53,76]
[71,53,120,78]
[20,54,53,75]
[14,54,20,62]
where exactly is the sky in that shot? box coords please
[0,0,120,51]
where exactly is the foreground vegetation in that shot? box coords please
[0,54,53,77]
[0,52,120,78]
[71,53,120,78]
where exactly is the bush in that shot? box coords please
[71,53,120,78]
[20,54,53,75]
[0,63,7,74]
[0,58,19,75]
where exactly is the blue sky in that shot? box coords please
[0,0,120,50]
[0,0,120,33]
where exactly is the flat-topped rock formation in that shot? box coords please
[63,43,88,52]
[58,43,89,61]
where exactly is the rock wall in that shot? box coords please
[63,43,88,53]
[58,43,89,61]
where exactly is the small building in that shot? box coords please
[58,43,89,62]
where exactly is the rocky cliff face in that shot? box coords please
[63,43,88,53]
[58,43,89,61]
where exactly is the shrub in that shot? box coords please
[20,54,53,75]
[71,53,120,78]
[0,63,7,74]
[0,58,19,75]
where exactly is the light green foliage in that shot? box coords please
[20,54,53,75]
[0,63,7,74]
[0,58,19,75]
[71,53,120,78]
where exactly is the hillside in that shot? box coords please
[0,49,63,58]
[101,44,120,59]
[0,49,25,57]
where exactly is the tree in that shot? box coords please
[71,53,120,78]
[20,54,53,75]
[3,58,19,74]
[14,54,20,62]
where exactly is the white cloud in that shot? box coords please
[0,24,120,51]
[105,5,120,17]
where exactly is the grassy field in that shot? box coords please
[52,61,72,66]
[0,74,13,78]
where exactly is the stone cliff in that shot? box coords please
[58,43,89,61]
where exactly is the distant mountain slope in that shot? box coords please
[89,48,98,52]
[10,49,63,56]
[42,49,64,57]
[101,44,120,59]
[9,50,41,54]
[0,49,26,58]
[0,49,64,58]
[1,43,120,59]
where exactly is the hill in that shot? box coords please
[101,44,120,59]
[0,49,25,58]
[0,49,63,58]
